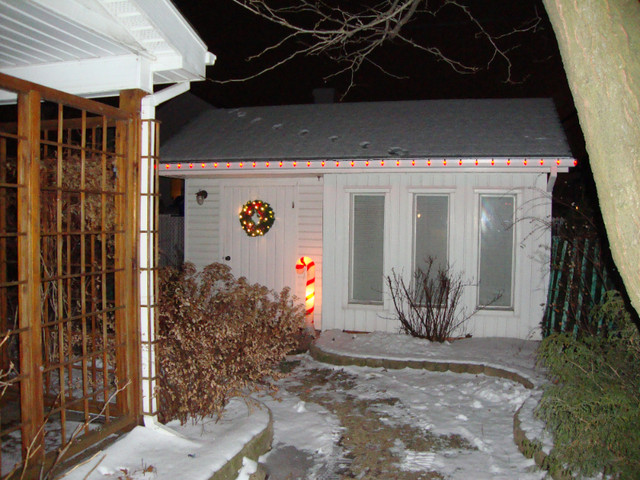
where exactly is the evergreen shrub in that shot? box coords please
[157,262,304,424]
[536,291,640,478]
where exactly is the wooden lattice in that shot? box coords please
[0,73,142,477]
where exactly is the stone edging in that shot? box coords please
[309,344,534,388]
[513,396,573,480]
[309,343,568,479]
[208,398,274,480]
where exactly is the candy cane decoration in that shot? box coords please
[296,256,315,327]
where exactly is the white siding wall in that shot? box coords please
[296,178,324,328]
[322,172,552,339]
[184,176,324,328]
[184,179,220,269]
[185,172,551,339]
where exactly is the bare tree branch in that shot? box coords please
[219,0,543,95]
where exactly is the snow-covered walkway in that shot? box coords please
[61,330,552,479]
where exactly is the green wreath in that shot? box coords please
[238,199,275,237]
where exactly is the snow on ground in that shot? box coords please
[260,355,544,479]
[60,331,549,479]
[316,329,545,385]
[61,398,269,480]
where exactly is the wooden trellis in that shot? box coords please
[0,73,142,477]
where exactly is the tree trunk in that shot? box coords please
[542,0,640,316]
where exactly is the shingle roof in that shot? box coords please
[160,98,572,162]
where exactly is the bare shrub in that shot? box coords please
[157,262,305,424]
[386,258,483,342]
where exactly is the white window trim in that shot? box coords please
[474,190,520,311]
[348,191,388,306]
[344,186,391,193]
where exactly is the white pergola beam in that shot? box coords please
[0,54,153,102]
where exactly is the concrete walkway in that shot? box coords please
[310,330,564,479]
[62,330,561,479]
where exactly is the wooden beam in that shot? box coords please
[0,73,130,120]
[17,89,45,463]
[115,89,146,421]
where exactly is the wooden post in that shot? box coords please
[17,90,45,463]
[116,89,145,421]
[0,136,8,371]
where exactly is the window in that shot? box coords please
[414,195,449,278]
[349,194,384,304]
[478,195,515,308]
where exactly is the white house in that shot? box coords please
[160,98,575,339]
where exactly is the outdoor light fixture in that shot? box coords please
[195,190,208,205]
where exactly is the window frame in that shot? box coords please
[476,192,517,310]
[348,191,386,305]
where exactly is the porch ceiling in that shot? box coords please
[0,0,215,103]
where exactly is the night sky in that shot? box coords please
[174,1,571,109]
[171,0,593,215]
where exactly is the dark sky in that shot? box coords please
[171,0,585,161]
[174,2,568,104]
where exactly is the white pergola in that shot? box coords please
[0,0,215,417]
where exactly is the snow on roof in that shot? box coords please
[160,98,572,163]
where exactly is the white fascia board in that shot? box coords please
[159,157,575,178]
[133,0,213,79]
[0,53,153,102]
[151,51,184,74]
[30,0,149,57]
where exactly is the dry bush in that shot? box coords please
[157,262,305,424]
[386,258,480,342]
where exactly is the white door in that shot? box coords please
[221,183,298,294]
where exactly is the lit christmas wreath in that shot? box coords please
[238,199,275,237]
